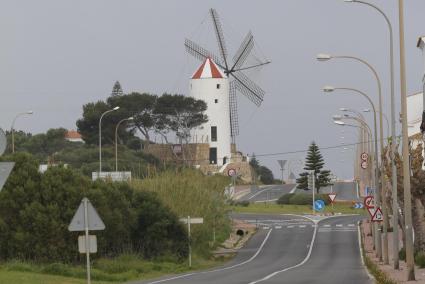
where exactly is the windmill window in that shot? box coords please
[216,84,220,89]
[211,126,217,142]
[215,99,218,103]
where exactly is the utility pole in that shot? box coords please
[398,0,415,280]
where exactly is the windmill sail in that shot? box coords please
[229,81,239,143]
[232,71,264,106]
[210,8,229,70]
[185,39,224,68]
[232,31,254,71]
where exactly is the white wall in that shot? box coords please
[407,92,423,137]
[190,78,231,166]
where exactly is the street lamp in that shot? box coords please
[343,0,400,270]
[364,109,390,140]
[11,110,33,153]
[324,86,382,258]
[99,106,120,173]
[318,53,387,262]
[115,117,134,172]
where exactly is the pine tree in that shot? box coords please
[111,81,124,96]
[296,141,332,193]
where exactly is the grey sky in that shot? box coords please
[1,0,424,179]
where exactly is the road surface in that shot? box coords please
[238,184,297,203]
[134,214,371,284]
[295,181,360,202]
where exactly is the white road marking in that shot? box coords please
[275,226,282,229]
[145,229,274,283]
[299,225,306,228]
[248,186,273,200]
[289,184,298,194]
[336,224,343,227]
[358,222,375,281]
[348,224,355,227]
[323,224,331,227]
[262,226,270,230]
[248,215,317,284]
[287,225,294,228]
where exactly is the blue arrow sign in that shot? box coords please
[314,199,325,211]
[354,202,364,209]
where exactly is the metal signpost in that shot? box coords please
[328,193,337,212]
[277,160,287,184]
[307,170,315,215]
[69,198,105,284]
[179,216,203,267]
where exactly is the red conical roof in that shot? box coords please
[192,58,226,79]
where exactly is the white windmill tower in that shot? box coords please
[186,8,270,166]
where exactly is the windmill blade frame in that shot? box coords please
[185,39,224,69]
[229,81,239,142]
[231,31,254,71]
[210,8,229,71]
[231,71,265,106]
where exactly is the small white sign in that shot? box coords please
[78,235,97,253]
[92,171,131,182]
[361,161,368,169]
[328,193,337,203]
[179,217,204,224]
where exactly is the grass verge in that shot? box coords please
[0,254,229,284]
[230,202,367,215]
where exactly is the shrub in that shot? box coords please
[415,252,425,268]
[277,193,294,205]
[288,194,312,205]
[235,200,250,207]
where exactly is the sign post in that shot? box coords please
[307,170,315,215]
[179,216,203,267]
[69,198,105,284]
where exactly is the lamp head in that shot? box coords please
[27,110,34,114]
[316,53,332,61]
[339,108,348,112]
[333,114,343,121]
[344,0,356,2]
[334,120,346,126]
[363,108,371,113]
[128,116,134,120]
[323,86,335,92]
[113,106,120,111]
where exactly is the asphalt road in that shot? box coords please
[238,184,297,203]
[135,214,371,284]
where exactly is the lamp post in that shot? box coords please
[99,106,120,174]
[318,53,388,262]
[343,0,399,270]
[364,109,390,141]
[324,86,382,259]
[11,110,33,153]
[115,117,133,172]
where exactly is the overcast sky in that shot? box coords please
[1,0,425,179]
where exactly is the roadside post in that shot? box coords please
[180,216,203,267]
[307,170,315,215]
[69,198,105,284]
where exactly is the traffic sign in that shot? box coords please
[314,199,325,211]
[365,186,374,196]
[361,152,369,161]
[78,235,97,253]
[328,193,337,203]
[179,217,204,224]
[227,168,236,177]
[354,202,364,209]
[371,207,383,222]
[0,128,6,156]
[0,162,15,192]
[367,207,376,217]
[361,161,368,169]
[364,196,375,209]
[68,198,105,232]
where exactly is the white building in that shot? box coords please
[190,58,231,166]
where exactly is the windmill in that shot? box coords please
[185,8,270,144]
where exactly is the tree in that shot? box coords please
[249,154,274,184]
[111,81,124,96]
[297,141,332,193]
[154,94,208,144]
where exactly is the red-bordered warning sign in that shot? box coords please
[328,193,337,203]
[371,207,383,222]
[367,207,376,217]
[364,196,374,209]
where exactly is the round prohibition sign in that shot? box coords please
[361,152,369,161]
[361,161,368,169]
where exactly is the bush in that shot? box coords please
[277,193,294,205]
[235,200,250,207]
[415,252,425,268]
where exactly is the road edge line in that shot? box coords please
[145,229,273,284]
[357,221,376,281]
[247,215,318,284]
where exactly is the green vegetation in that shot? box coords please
[415,251,425,268]
[249,154,274,184]
[276,193,331,205]
[0,254,226,283]
[296,141,332,193]
[230,202,365,215]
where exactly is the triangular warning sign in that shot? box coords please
[328,193,337,203]
[68,198,105,231]
[371,207,383,222]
